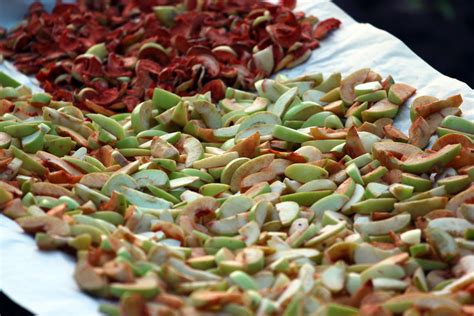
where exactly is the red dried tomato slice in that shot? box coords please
[280,0,297,10]
[0,0,340,112]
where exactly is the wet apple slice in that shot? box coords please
[74,259,108,295]
[193,152,239,169]
[285,163,329,183]
[102,173,138,196]
[130,101,154,134]
[383,293,462,314]
[401,144,461,173]
[254,79,290,102]
[219,195,254,218]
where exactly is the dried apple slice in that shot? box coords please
[74,260,108,295]
[284,163,328,183]
[372,142,422,169]
[340,68,370,105]
[345,126,366,158]
[230,154,274,192]
[408,116,431,149]
[110,273,160,299]
[414,94,463,118]
[387,83,416,105]
[361,99,399,122]
[16,215,70,236]
[228,132,260,158]
[446,186,474,212]
[355,214,411,236]
[401,144,461,173]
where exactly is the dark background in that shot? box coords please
[1,1,473,315]
[334,0,474,87]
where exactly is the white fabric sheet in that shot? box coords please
[0,0,473,315]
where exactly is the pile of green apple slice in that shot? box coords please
[0,69,473,315]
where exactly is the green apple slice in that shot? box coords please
[387,83,416,105]
[355,214,411,236]
[354,81,382,96]
[284,163,328,183]
[275,201,300,226]
[401,144,461,173]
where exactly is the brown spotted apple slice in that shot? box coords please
[183,197,219,227]
[383,125,409,142]
[340,68,370,105]
[16,215,70,236]
[446,186,474,212]
[408,116,432,149]
[361,99,399,122]
[345,126,366,158]
[401,144,461,173]
[229,154,274,192]
[372,142,422,169]
[228,132,260,158]
[414,94,463,118]
[387,83,416,105]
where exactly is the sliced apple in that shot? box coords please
[361,99,399,122]
[401,144,461,173]
[16,215,70,236]
[228,132,260,158]
[388,83,416,105]
[340,68,370,104]
[372,141,422,169]
[110,273,160,298]
[354,213,411,236]
[229,154,274,192]
[284,163,328,183]
[102,173,138,196]
[414,94,463,118]
[408,116,432,149]
[446,186,474,212]
[354,81,382,96]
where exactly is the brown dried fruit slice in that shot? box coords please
[340,68,370,105]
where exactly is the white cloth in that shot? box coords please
[0,1,473,315]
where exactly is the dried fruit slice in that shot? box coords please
[340,69,370,105]
[401,144,461,173]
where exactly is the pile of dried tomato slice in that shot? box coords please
[0,0,340,112]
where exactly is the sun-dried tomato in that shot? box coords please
[0,0,340,112]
